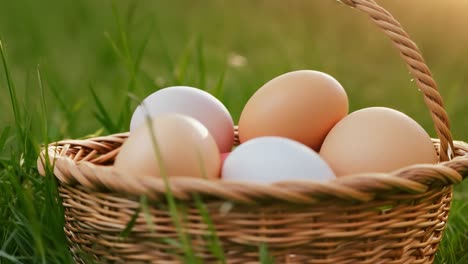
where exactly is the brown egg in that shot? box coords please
[114,114,220,179]
[319,107,438,176]
[238,70,348,151]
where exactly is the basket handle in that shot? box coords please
[340,0,454,161]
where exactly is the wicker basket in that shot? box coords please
[38,0,468,263]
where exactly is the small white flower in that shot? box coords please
[228,53,248,68]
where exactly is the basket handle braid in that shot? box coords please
[340,0,454,162]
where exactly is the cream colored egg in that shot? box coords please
[115,114,221,179]
[238,70,348,151]
[319,107,438,176]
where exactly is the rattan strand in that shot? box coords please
[36,0,468,263]
[339,0,454,161]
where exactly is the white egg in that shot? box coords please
[222,137,335,184]
[130,86,235,153]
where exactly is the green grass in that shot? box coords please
[0,0,467,263]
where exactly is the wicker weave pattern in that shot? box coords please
[60,184,453,264]
[36,0,468,263]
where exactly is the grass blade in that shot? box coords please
[435,198,468,263]
[0,250,22,264]
[45,76,73,122]
[259,243,275,264]
[0,126,10,150]
[140,68,161,90]
[89,84,118,133]
[152,10,176,84]
[37,66,48,144]
[1,230,17,251]
[119,206,142,239]
[7,173,46,264]
[189,141,225,262]
[175,38,196,85]
[0,40,23,145]
[137,98,199,263]
[212,57,228,100]
[118,15,154,130]
[140,195,155,233]
[193,194,225,263]
[111,0,132,68]
[104,31,127,67]
[133,18,154,76]
[196,35,206,89]
[125,0,139,28]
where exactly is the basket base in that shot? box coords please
[59,184,453,264]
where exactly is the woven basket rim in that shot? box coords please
[37,133,468,204]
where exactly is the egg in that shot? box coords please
[221,152,230,165]
[218,152,230,177]
[130,86,234,153]
[222,137,335,184]
[115,114,221,179]
[238,70,348,151]
[319,107,438,176]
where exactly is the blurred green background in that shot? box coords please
[0,0,467,263]
[0,0,467,139]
